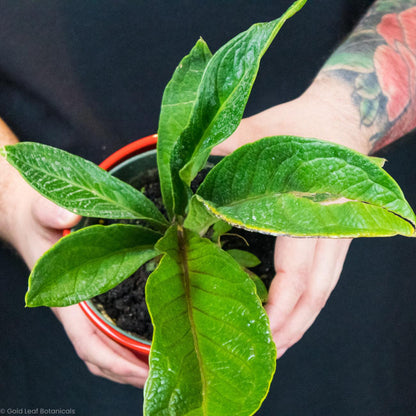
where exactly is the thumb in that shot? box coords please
[32,194,81,230]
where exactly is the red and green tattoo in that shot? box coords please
[322,0,416,152]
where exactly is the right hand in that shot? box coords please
[213,76,370,358]
[0,142,149,388]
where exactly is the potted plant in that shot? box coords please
[1,0,415,414]
[76,134,273,363]
[76,134,159,361]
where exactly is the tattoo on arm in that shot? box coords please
[322,0,416,152]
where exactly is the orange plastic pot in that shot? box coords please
[64,134,158,361]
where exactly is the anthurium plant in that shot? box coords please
[1,0,415,414]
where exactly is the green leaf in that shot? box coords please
[211,220,233,242]
[197,136,416,237]
[144,226,276,416]
[170,0,307,214]
[368,156,386,168]
[157,39,212,218]
[183,194,219,235]
[1,142,168,229]
[26,224,161,307]
[226,251,267,303]
[227,249,261,268]
[246,271,268,304]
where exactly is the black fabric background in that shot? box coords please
[1,1,416,415]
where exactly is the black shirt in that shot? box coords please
[3,2,416,416]
[0,0,373,162]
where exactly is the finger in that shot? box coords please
[56,305,149,385]
[94,328,149,369]
[265,236,317,333]
[85,362,125,384]
[83,333,149,388]
[86,362,147,388]
[99,365,148,388]
[23,195,81,268]
[32,193,80,230]
[273,239,351,357]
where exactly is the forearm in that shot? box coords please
[319,0,416,153]
[0,118,19,146]
[220,1,416,157]
[0,118,19,243]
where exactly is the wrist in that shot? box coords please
[245,75,372,155]
[0,120,22,247]
[0,158,25,246]
[301,75,371,154]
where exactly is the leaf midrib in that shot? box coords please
[177,226,208,415]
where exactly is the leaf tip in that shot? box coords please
[369,155,387,168]
[24,290,36,308]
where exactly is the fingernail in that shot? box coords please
[276,347,287,358]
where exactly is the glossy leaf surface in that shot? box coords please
[171,0,307,200]
[144,226,276,416]
[197,136,416,237]
[157,39,212,218]
[26,224,160,307]
[246,271,268,304]
[183,195,219,235]
[1,143,168,228]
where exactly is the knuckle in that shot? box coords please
[275,268,308,294]
[75,347,88,362]
[290,332,304,346]
[307,291,328,311]
[86,364,101,377]
[108,363,134,378]
[291,275,308,295]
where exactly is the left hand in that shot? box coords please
[52,305,149,387]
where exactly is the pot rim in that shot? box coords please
[64,134,158,357]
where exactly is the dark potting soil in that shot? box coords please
[93,167,275,342]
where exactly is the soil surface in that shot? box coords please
[93,168,275,341]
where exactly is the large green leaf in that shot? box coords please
[157,39,212,218]
[26,224,161,307]
[170,0,307,211]
[144,226,276,416]
[197,136,416,237]
[1,142,168,229]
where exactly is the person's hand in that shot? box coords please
[214,76,370,358]
[0,134,149,387]
[0,158,81,268]
[267,237,351,358]
[52,305,149,387]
